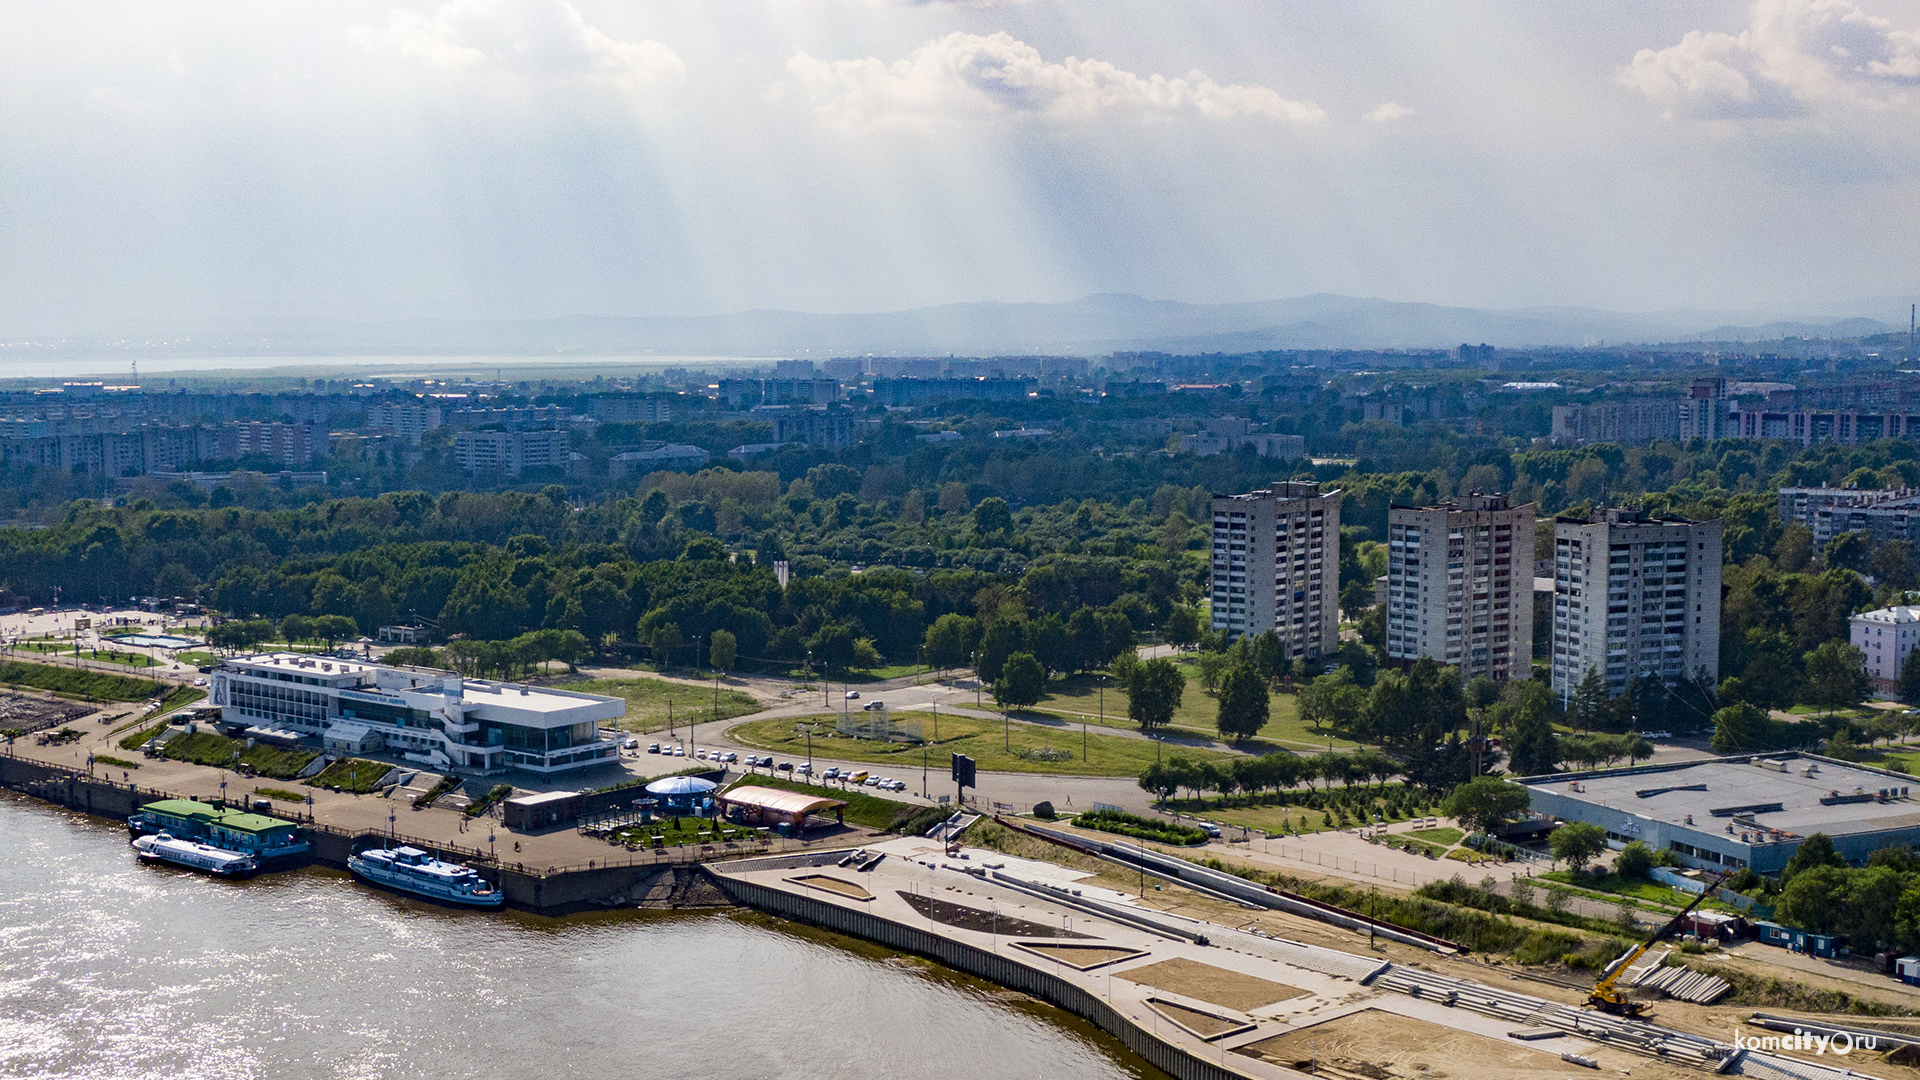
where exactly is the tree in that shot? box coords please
[1782,832,1847,882]
[850,637,884,670]
[1441,776,1530,836]
[1803,640,1869,716]
[1162,605,1200,650]
[1216,664,1270,743]
[650,622,684,662]
[992,652,1047,711]
[1571,667,1607,733]
[1195,650,1231,694]
[1613,840,1656,879]
[1300,666,1365,735]
[1126,657,1184,732]
[1138,761,1179,803]
[1503,691,1560,776]
[922,613,982,671]
[1777,865,1849,935]
[1550,821,1608,872]
[973,496,1014,536]
[708,628,737,673]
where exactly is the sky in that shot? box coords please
[0,0,1916,331]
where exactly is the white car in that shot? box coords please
[696,749,708,760]
[864,776,880,787]
[721,752,738,763]
[673,747,686,757]
[844,690,860,700]
[623,738,640,750]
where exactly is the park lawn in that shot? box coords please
[1199,804,1345,837]
[0,658,173,703]
[1034,673,1357,750]
[1538,870,1735,912]
[162,731,318,779]
[724,774,929,831]
[568,676,762,733]
[175,651,220,668]
[727,710,1234,778]
[16,641,159,667]
[1408,826,1464,846]
[310,757,392,793]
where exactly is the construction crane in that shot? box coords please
[1587,870,1730,1017]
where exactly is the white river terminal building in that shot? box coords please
[210,652,625,775]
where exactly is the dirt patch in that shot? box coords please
[788,874,872,901]
[1147,998,1252,1040]
[1119,956,1307,1012]
[897,891,1094,939]
[1010,942,1146,970]
[1233,1007,1695,1080]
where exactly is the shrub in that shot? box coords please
[1032,800,1056,820]
[1074,808,1208,846]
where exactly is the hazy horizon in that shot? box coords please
[2,1,1917,334]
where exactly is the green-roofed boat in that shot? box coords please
[129,799,311,866]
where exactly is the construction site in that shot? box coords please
[708,814,1920,1080]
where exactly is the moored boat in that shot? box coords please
[131,832,258,877]
[347,845,505,907]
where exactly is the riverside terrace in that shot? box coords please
[210,653,623,775]
[1518,753,1920,874]
[708,837,1872,1080]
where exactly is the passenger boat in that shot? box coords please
[131,833,259,877]
[347,845,505,907]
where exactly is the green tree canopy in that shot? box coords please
[1549,821,1608,872]
[1440,776,1530,836]
[1126,657,1184,732]
[1215,663,1270,743]
[992,652,1047,710]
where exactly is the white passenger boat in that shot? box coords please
[131,833,259,877]
[347,845,505,907]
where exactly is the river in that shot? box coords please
[0,796,1167,1080]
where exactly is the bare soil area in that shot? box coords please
[897,891,1094,939]
[1234,1007,1698,1080]
[1010,942,1145,969]
[1146,998,1249,1039]
[788,874,872,900]
[1119,956,1306,1012]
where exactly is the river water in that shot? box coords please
[0,796,1166,1080]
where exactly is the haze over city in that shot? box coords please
[2,0,1916,337]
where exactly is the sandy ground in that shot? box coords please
[1119,956,1307,1012]
[1233,1006,1703,1080]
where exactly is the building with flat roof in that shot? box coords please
[210,652,624,775]
[1549,507,1721,702]
[1209,481,1340,657]
[1851,605,1920,693]
[1516,753,1919,875]
[1386,494,1534,681]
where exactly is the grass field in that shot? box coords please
[1541,870,1726,912]
[253,786,307,802]
[162,731,318,779]
[727,710,1235,778]
[0,658,174,703]
[1408,826,1464,846]
[117,721,172,751]
[310,757,392,793]
[567,676,761,733]
[93,754,141,771]
[1030,674,1358,750]
[175,651,219,668]
[15,641,161,668]
[1202,804,1347,837]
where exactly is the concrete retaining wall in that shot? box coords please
[709,872,1264,1080]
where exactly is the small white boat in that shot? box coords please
[347,845,505,908]
[132,833,258,877]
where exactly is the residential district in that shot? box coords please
[7,339,1920,1080]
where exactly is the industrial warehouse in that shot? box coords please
[1518,753,1919,874]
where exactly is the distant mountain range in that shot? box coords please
[41,294,1911,358]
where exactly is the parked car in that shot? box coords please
[1643,730,1672,740]
[863,700,885,711]
[796,763,812,776]
[776,761,794,772]
[863,775,880,787]
[696,749,708,760]
[672,746,686,757]
[848,771,869,785]
[822,767,840,780]
[1201,823,1222,839]
[623,738,640,750]
[884,779,906,792]
[721,751,738,763]
[647,742,661,753]
[844,690,860,700]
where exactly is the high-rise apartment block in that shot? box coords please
[1209,481,1341,659]
[1385,494,1534,681]
[1550,508,1722,702]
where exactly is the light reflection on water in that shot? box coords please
[0,795,1167,1080]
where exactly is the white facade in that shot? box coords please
[1851,606,1920,693]
[1550,509,1723,702]
[1386,494,1535,681]
[1209,481,1340,658]
[365,403,443,444]
[452,428,571,476]
[211,653,624,775]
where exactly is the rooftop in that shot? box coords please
[1519,754,1919,841]
[1852,606,1920,625]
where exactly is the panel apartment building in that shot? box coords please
[1549,508,1722,703]
[1209,481,1340,659]
[1385,494,1535,681]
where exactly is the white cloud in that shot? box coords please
[1363,101,1411,122]
[351,0,685,92]
[1620,0,1920,119]
[786,31,1323,131]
